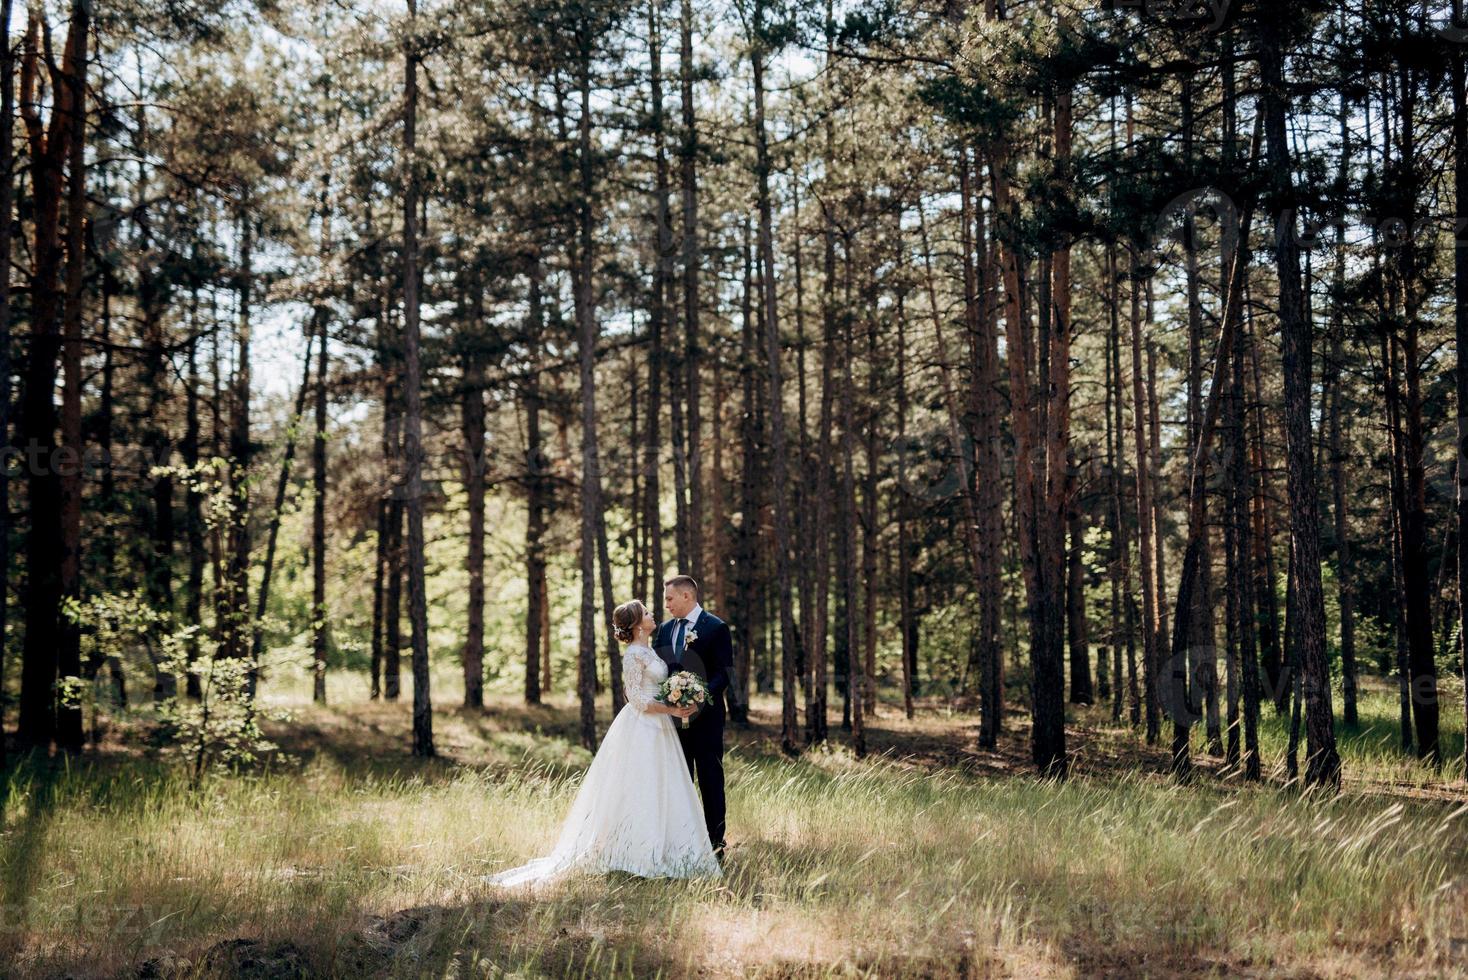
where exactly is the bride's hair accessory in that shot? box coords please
[612,599,648,644]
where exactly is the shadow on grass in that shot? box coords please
[0,749,63,962]
[119,890,717,978]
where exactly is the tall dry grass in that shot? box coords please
[0,668,1463,977]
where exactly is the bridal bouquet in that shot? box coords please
[658,671,708,729]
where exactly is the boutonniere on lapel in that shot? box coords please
[683,629,699,648]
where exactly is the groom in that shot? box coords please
[655,574,733,859]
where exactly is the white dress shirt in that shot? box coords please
[675,603,703,657]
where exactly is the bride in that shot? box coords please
[483,599,724,887]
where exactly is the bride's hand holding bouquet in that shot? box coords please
[659,671,709,729]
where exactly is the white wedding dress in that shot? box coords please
[484,642,722,888]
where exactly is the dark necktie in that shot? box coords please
[675,619,688,660]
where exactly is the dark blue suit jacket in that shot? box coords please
[655,608,734,722]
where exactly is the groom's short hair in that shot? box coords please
[663,574,700,597]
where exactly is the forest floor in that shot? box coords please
[1,668,1466,978]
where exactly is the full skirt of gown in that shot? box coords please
[484,643,721,887]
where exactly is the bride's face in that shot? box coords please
[641,611,656,638]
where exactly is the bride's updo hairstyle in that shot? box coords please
[612,599,648,644]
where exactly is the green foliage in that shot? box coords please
[156,642,293,786]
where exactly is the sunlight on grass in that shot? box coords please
[0,672,1465,977]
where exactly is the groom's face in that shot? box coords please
[664,585,695,620]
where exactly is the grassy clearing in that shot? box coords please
[0,669,1465,978]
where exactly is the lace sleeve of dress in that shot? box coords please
[621,647,653,712]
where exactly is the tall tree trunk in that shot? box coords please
[1147,336,1169,661]
[792,181,813,707]
[184,279,205,700]
[371,494,386,700]
[971,149,1004,738]
[1326,27,1358,731]
[1159,131,1258,781]
[807,149,837,747]
[734,222,761,716]
[1382,326,1413,751]
[573,28,604,751]
[678,0,703,578]
[460,289,486,711]
[17,4,86,747]
[750,15,799,753]
[370,274,393,701]
[403,0,434,756]
[861,279,880,719]
[524,264,548,705]
[1258,20,1341,788]
[1067,488,1091,705]
[645,0,669,598]
[1455,0,1468,778]
[311,182,332,706]
[1182,84,1222,760]
[227,207,254,689]
[1035,79,1075,774]
[211,293,226,650]
[1127,251,1160,745]
[56,0,89,751]
[97,255,116,587]
[896,289,915,720]
[992,113,1065,774]
[839,233,864,757]
[1391,14,1439,767]
[0,0,14,759]
[1104,241,1133,724]
[139,193,176,702]
[1326,316,1357,732]
[385,384,404,703]
[1229,280,1263,781]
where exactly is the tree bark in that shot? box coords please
[862,275,880,720]
[1127,258,1160,744]
[311,181,332,706]
[678,0,703,578]
[735,220,761,718]
[1455,0,1468,778]
[1390,22,1439,766]
[1067,487,1092,705]
[524,263,548,705]
[1229,250,1263,781]
[227,207,254,689]
[0,0,14,759]
[1104,241,1133,724]
[16,4,87,747]
[896,287,915,720]
[184,277,205,700]
[1247,322,1283,706]
[1258,19,1341,787]
[645,0,669,598]
[573,26,604,751]
[839,232,864,758]
[750,12,799,753]
[1330,30,1358,730]
[992,112,1065,774]
[56,0,90,751]
[460,286,486,711]
[403,0,435,757]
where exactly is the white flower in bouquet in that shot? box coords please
[658,670,709,728]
